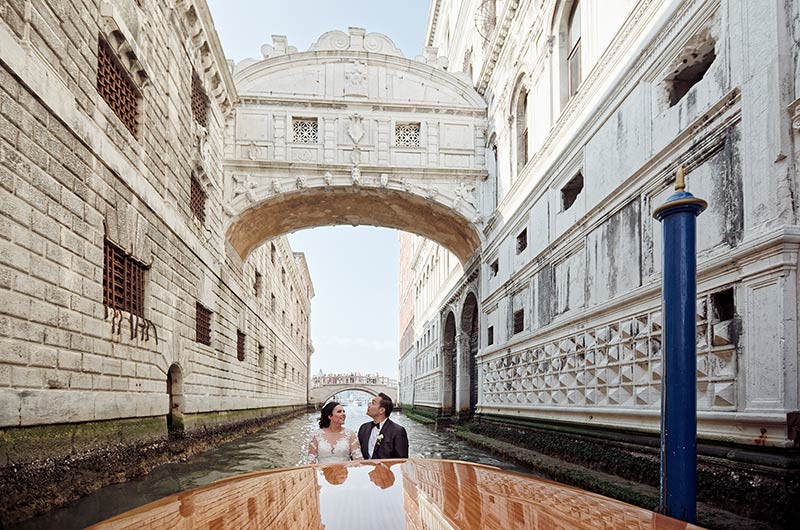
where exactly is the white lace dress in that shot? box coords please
[306,428,363,464]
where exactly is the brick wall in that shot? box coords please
[0,0,311,434]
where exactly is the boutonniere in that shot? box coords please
[375,433,385,446]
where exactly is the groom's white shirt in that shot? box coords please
[367,418,387,458]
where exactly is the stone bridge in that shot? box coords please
[222,27,489,265]
[309,374,398,406]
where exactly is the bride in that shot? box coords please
[306,401,363,464]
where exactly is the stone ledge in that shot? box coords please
[454,428,779,530]
[460,415,800,528]
[0,416,165,467]
[0,405,306,525]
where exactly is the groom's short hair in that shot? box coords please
[377,393,394,417]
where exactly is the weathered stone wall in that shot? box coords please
[412,0,800,448]
[0,0,312,462]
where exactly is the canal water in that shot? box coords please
[12,407,530,530]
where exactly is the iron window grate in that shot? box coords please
[103,239,146,317]
[196,302,212,346]
[190,177,206,224]
[191,73,209,128]
[97,39,139,137]
[237,329,246,361]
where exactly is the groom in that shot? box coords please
[358,393,409,459]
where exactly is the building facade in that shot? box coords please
[402,0,799,449]
[0,0,313,467]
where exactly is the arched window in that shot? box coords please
[514,85,529,177]
[567,1,582,98]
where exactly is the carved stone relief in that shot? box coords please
[232,174,258,203]
[453,181,478,211]
[348,114,365,144]
[345,60,368,96]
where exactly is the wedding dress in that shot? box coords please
[307,428,363,464]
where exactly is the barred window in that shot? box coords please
[292,118,318,143]
[395,123,421,147]
[196,302,211,346]
[97,38,140,137]
[237,329,246,361]
[191,72,209,128]
[258,343,265,368]
[190,177,206,224]
[103,239,147,317]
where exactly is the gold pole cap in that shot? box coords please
[675,166,686,192]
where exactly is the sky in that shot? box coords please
[207,1,432,377]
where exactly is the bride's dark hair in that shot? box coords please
[319,401,340,428]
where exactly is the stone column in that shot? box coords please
[455,333,471,413]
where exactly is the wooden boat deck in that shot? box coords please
[86,459,703,529]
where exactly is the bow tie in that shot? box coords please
[372,422,381,429]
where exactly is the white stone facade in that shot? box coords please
[401,0,800,448]
[0,0,312,447]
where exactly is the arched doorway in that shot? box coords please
[166,364,184,434]
[442,311,457,414]
[461,292,479,415]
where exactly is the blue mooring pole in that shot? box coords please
[653,166,707,523]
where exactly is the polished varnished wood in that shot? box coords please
[86,459,704,529]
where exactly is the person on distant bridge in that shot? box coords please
[306,401,363,464]
[358,393,409,460]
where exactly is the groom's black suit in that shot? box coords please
[358,418,409,459]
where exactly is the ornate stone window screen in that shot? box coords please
[97,38,141,137]
[395,123,421,147]
[190,176,206,224]
[482,295,737,410]
[292,118,319,143]
[191,72,209,128]
[196,302,212,346]
[103,239,147,317]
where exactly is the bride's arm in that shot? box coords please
[307,432,319,464]
[349,430,363,460]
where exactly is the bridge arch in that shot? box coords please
[227,186,481,264]
[222,28,489,263]
[309,374,398,406]
[316,386,380,405]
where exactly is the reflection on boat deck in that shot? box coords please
[86,459,703,530]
